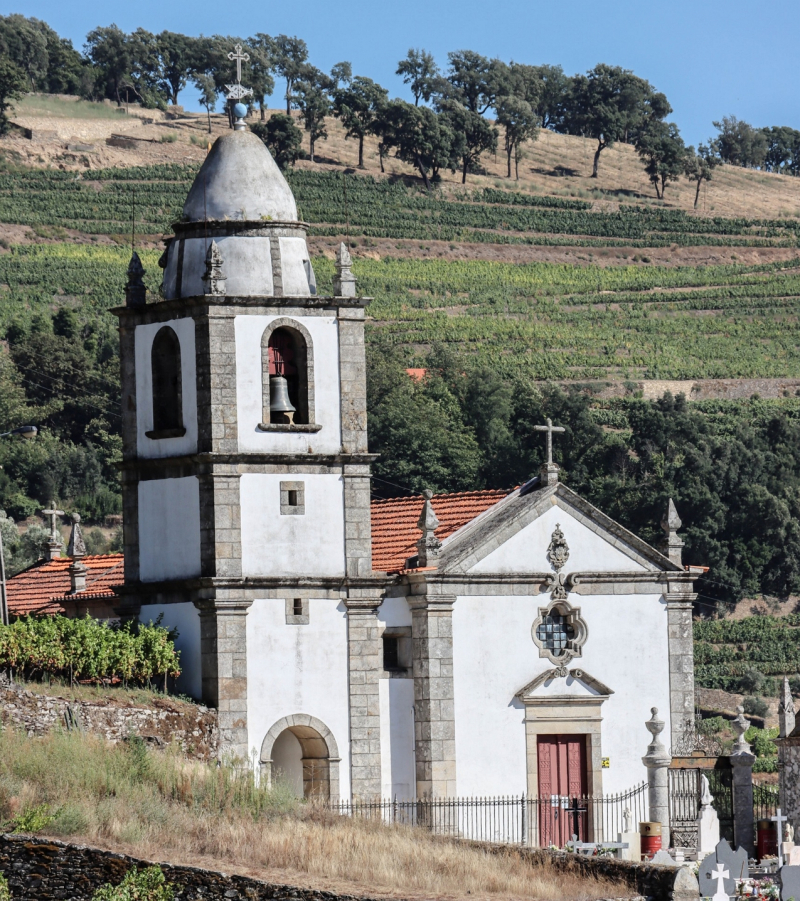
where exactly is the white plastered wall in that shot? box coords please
[178,237,275,298]
[138,477,202,582]
[139,602,202,700]
[467,503,651,574]
[234,314,341,454]
[247,597,351,800]
[452,590,670,797]
[378,596,416,798]
[239,473,345,578]
[453,504,668,796]
[135,317,198,458]
[279,237,312,296]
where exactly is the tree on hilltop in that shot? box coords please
[636,120,686,199]
[252,113,303,169]
[712,116,767,168]
[84,24,131,106]
[396,48,439,106]
[333,76,388,169]
[271,34,309,114]
[443,50,505,114]
[291,67,332,162]
[440,102,498,184]
[684,144,720,208]
[567,64,671,177]
[374,101,456,190]
[0,58,25,135]
[496,94,540,180]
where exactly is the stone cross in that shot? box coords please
[710,863,730,901]
[534,418,565,465]
[534,418,565,488]
[228,44,250,83]
[42,502,64,543]
[773,808,788,868]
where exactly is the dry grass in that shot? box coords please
[0,728,632,901]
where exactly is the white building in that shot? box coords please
[114,112,701,815]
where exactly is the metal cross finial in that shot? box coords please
[228,44,250,83]
[42,501,65,543]
[534,418,565,465]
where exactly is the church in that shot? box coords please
[17,106,703,809]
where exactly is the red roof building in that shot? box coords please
[5,492,511,616]
[6,554,124,618]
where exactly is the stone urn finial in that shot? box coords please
[732,705,752,755]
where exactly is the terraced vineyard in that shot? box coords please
[2,242,800,382]
[695,616,800,690]
[2,164,800,249]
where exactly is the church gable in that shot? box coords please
[439,482,676,575]
[516,667,614,701]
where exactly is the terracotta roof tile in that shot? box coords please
[371,490,509,573]
[5,491,509,606]
[7,554,124,616]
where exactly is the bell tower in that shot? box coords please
[114,106,383,786]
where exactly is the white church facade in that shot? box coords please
[113,110,701,806]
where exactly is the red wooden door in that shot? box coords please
[537,734,589,847]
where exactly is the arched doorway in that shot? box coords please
[261,715,340,801]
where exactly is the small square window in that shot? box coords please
[280,481,305,515]
[382,629,412,674]
[285,597,309,624]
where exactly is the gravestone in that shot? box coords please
[698,839,748,899]
[780,864,800,901]
[697,774,721,856]
[651,849,679,867]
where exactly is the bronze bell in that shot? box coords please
[269,375,296,424]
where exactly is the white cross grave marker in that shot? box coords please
[710,862,730,901]
[772,807,788,868]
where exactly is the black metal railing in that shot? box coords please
[753,783,780,823]
[328,782,648,848]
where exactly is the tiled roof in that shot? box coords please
[5,491,509,608]
[7,554,124,616]
[371,489,509,573]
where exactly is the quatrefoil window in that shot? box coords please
[531,599,587,666]
[536,612,575,656]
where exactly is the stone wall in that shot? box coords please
[0,684,217,760]
[0,833,692,901]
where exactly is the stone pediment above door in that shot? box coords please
[516,667,615,702]
[437,481,676,576]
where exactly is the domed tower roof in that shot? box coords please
[160,124,315,300]
[182,130,298,223]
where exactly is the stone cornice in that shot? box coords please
[116,573,388,599]
[118,452,379,475]
[112,294,372,322]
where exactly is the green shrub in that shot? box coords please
[743,696,769,719]
[739,669,767,694]
[9,802,55,833]
[699,715,725,735]
[159,133,178,144]
[93,866,174,901]
[0,614,180,686]
[0,872,9,901]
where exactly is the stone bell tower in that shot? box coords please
[114,107,383,772]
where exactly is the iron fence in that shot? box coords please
[753,783,780,823]
[328,782,648,848]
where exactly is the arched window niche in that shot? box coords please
[146,326,186,439]
[258,319,321,433]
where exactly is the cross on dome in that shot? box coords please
[226,43,253,104]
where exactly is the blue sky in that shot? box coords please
[9,0,799,146]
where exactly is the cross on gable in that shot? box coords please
[534,418,565,466]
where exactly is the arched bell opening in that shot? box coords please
[261,715,340,801]
[261,322,313,426]
[148,326,185,438]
